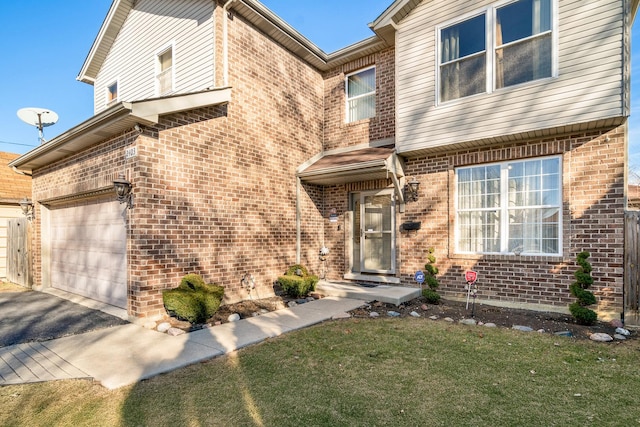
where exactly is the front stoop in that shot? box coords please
[316,281,421,306]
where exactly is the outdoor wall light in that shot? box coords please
[404,179,420,202]
[19,197,34,220]
[113,173,133,208]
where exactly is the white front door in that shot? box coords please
[352,190,395,274]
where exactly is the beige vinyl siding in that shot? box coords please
[395,0,626,153]
[93,0,215,113]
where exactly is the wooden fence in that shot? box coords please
[6,218,31,288]
[624,211,640,326]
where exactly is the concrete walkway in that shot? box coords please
[0,282,420,389]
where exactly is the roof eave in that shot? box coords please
[9,88,232,173]
[370,0,424,44]
[77,0,134,85]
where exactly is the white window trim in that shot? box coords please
[454,155,563,256]
[155,41,176,96]
[435,0,558,106]
[345,65,376,123]
[106,79,119,107]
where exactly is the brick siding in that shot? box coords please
[30,6,325,319]
[395,127,626,317]
[323,48,396,150]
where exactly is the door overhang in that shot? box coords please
[297,146,407,205]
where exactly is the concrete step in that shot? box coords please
[316,281,421,306]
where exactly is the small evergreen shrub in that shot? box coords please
[568,251,598,325]
[421,248,441,304]
[163,274,224,324]
[277,264,318,298]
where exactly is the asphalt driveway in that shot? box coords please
[0,291,129,347]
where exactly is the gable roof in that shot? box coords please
[77,0,134,84]
[77,0,423,81]
[0,152,32,203]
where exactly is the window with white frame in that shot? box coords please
[156,45,174,95]
[346,66,376,123]
[439,0,554,103]
[456,156,561,255]
[106,81,118,105]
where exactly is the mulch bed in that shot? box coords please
[164,293,633,341]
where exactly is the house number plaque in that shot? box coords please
[125,146,137,159]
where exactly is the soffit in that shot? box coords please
[370,0,424,44]
[77,0,134,84]
[77,0,403,80]
[298,147,404,186]
[9,88,232,173]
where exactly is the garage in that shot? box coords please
[49,199,127,308]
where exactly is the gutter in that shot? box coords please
[12,167,32,177]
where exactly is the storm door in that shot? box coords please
[351,190,395,274]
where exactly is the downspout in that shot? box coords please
[296,177,301,264]
[222,0,238,87]
[211,1,217,88]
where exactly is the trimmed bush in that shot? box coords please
[568,251,598,325]
[179,273,206,291]
[285,264,309,277]
[163,274,224,324]
[277,264,318,298]
[421,248,441,304]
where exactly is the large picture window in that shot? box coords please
[439,0,554,103]
[346,67,376,123]
[456,156,561,255]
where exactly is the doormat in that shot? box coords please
[359,283,378,288]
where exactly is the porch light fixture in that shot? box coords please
[404,179,420,202]
[113,173,133,208]
[19,197,34,220]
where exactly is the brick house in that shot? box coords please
[10,0,637,321]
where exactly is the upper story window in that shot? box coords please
[106,81,118,106]
[156,45,174,95]
[439,0,554,103]
[455,156,561,256]
[346,66,376,123]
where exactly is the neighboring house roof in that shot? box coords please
[77,0,417,81]
[10,88,231,173]
[0,152,32,203]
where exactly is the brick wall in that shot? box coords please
[323,48,396,151]
[30,5,325,319]
[397,126,626,317]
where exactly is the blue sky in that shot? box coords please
[1,1,639,169]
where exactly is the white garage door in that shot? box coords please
[50,200,127,308]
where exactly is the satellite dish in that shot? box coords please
[17,107,59,144]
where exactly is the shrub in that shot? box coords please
[285,264,309,277]
[422,288,441,304]
[277,264,318,298]
[179,273,206,291]
[568,251,597,325]
[421,248,441,304]
[163,274,224,324]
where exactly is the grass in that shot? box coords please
[1,318,639,426]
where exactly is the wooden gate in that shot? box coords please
[624,211,640,326]
[6,217,31,288]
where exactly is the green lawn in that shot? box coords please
[1,318,638,426]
